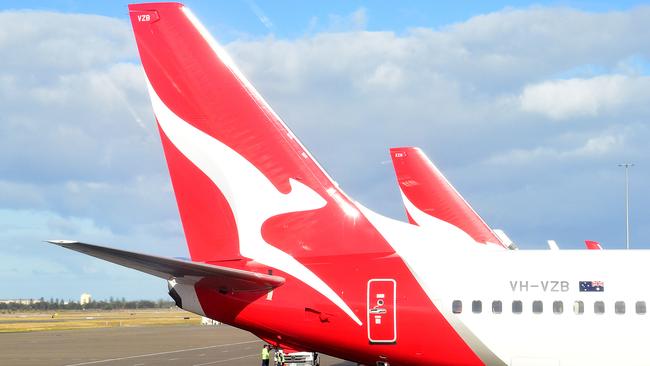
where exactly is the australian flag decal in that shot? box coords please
[579,281,605,292]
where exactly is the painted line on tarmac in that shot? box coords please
[63,340,262,366]
[192,353,258,366]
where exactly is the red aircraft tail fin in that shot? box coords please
[54,5,496,364]
[585,240,603,250]
[127,2,410,327]
[390,147,506,248]
[128,3,384,265]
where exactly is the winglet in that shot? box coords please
[47,240,79,245]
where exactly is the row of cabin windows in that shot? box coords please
[452,300,647,315]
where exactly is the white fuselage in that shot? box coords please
[442,249,650,366]
[362,205,650,365]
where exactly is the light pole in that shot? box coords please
[618,163,634,249]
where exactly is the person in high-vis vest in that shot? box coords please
[261,344,270,366]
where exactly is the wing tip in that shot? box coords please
[46,239,80,245]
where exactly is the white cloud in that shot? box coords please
[575,134,624,156]
[0,11,135,73]
[362,62,405,90]
[2,4,650,301]
[0,11,166,241]
[485,132,626,165]
[519,75,650,120]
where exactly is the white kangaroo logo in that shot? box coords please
[147,80,362,326]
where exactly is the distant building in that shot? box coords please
[0,299,42,305]
[80,293,92,306]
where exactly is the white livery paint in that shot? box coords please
[360,201,650,365]
[146,80,362,326]
[399,191,483,249]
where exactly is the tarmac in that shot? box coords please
[0,324,356,366]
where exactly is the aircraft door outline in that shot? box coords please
[367,278,397,344]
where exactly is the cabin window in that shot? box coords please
[512,300,523,314]
[532,300,543,314]
[594,301,605,314]
[636,301,646,314]
[452,300,462,314]
[573,301,584,314]
[553,301,563,314]
[492,300,502,314]
[615,301,626,314]
[472,300,482,314]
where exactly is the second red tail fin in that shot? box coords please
[390,147,506,248]
[585,240,603,250]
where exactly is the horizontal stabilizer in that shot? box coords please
[47,240,284,291]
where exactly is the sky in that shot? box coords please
[1,1,649,301]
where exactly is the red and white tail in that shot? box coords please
[122,5,493,363]
[128,3,381,258]
[128,2,398,326]
[585,240,603,250]
[390,147,506,248]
